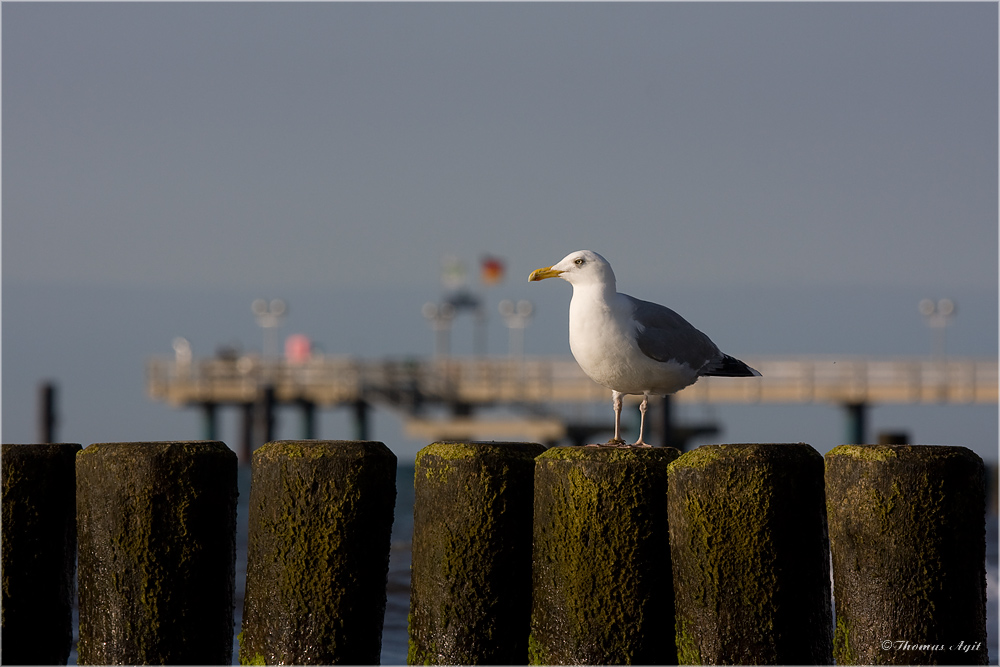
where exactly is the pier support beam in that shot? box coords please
[353,398,370,441]
[2,443,81,665]
[239,402,254,464]
[843,401,868,444]
[254,385,276,449]
[825,445,987,665]
[201,401,218,441]
[661,394,679,449]
[298,398,316,439]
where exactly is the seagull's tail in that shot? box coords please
[703,354,762,377]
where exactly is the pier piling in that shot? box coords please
[529,446,680,665]
[240,440,396,665]
[75,441,238,665]
[825,444,987,665]
[408,441,545,665]
[37,382,58,443]
[667,443,833,665]
[2,443,81,665]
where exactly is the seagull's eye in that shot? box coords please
[574,258,585,266]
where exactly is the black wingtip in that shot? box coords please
[704,354,762,378]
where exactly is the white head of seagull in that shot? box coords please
[530,250,761,448]
[528,250,617,290]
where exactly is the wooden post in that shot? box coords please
[76,441,238,664]
[408,441,545,665]
[1,443,81,664]
[240,440,396,665]
[37,381,58,443]
[530,446,680,665]
[667,443,832,665]
[825,444,987,665]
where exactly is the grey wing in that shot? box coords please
[627,295,723,371]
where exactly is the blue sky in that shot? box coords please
[3,3,997,462]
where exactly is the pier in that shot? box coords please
[146,354,998,453]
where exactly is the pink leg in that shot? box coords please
[633,394,652,447]
[608,391,625,445]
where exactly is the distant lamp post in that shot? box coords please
[499,299,534,359]
[173,337,192,365]
[173,337,192,378]
[422,301,456,357]
[253,298,287,358]
[919,298,955,358]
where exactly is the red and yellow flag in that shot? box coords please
[480,255,505,285]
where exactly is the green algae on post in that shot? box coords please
[827,443,899,463]
[825,444,987,665]
[75,441,238,665]
[408,441,545,665]
[240,440,396,665]
[2,443,81,665]
[667,443,832,665]
[529,445,680,665]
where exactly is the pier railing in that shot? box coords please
[147,354,999,408]
[1,440,990,665]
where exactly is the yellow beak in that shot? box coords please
[528,266,564,282]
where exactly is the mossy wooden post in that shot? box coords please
[408,441,545,665]
[529,446,680,665]
[825,445,987,665]
[76,441,238,665]
[1,443,81,664]
[667,443,832,665]
[241,440,397,665]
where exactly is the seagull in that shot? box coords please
[529,250,761,447]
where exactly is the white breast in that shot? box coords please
[568,287,699,396]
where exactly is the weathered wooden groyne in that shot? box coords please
[408,441,543,664]
[0,439,989,665]
[530,446,679,665]
[1,443,80,665]
[76,441,238,664]
[240,440,396,665]
[668,444,833,664]
[825,444,987,665]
